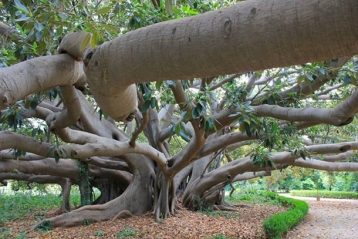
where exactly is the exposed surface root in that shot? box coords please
[35,156,154,228]
[112,210,133,221]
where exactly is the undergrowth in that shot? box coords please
[0,191,80,227]
[228,189,282,205]
[0,193,62,225]
[0,192,81,238]
[200,209,240,219]
[116,227,138,238]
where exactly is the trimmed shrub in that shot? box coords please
[263,195,309,239]
[291,190,358,199]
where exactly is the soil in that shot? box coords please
[286,196,358,239]
[5,203,284,239]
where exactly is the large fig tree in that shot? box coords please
[0,0,358,227]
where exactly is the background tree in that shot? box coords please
[0,0,358,228]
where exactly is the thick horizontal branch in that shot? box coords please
[185,141,358,197]
[0,55,83,110]
[199,132,253,157]
[0,150,45,161]
[84,0,358,121]
[305,141,358,154]
[60,141,168,171]
[0,131,52,155]
[317,151,355,162]
[293,158,358,171]
[232,171,270,182]
[0,131,167,172]
[0,172,68,185]
[0,158,131,183]
[253,89,358,126]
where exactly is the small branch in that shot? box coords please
[209,74,239,91]
[167,81,206,175]
[316,83,344,96]
[252,88,358,126]
[129,111,148,147]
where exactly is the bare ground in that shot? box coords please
[286,196,358,239]
[4,203,284,239]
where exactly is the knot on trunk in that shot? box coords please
[58,32,92,61]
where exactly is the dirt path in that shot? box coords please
[284,195,358,239]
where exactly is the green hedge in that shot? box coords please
[263,195,309,239]
[291,190,358,199]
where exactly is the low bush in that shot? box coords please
[94,230,106,237]
[290,190,358,199]
[263,195,309,239]
[228,189,281,205]
[116,227,137,238]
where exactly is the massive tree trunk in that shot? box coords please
[36,155,155,227]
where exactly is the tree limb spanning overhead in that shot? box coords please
[0,0,358,228]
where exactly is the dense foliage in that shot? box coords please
[235,170,358,193]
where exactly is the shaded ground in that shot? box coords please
[4,203,284,239]
[285,195,358,239]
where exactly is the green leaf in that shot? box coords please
[192,103,204,119]
[14,0,30,14]
[150,97,157,109]
[141,100,151,112]
[155,81,163,90]
[204,117,216,132]
[97,6,112,15]
[15,15,30,22]
[244,123,251,137]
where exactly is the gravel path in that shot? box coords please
[285,195,358,239]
